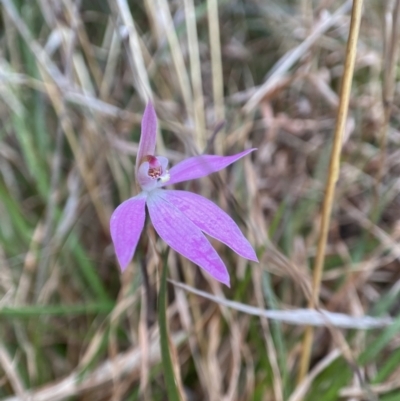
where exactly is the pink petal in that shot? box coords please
[136,102,157,172]
[147,190,230,286]
[137,161,150,186]
[159,190,258,261]
[162,149,256,186]
[110,193,147,271]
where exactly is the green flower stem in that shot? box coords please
[158,250,181,401]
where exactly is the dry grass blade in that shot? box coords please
[168,280,391,329]
[1,0,66,86]
[340,379,400,398]
[156,0,194,123]
[34,0,79,298]
[207,0,225,153]
[0,344,27,400]
[298,0,364,383]
[243,0,352,112]
[288,349,341,401]
[184,0,206,149]
[111,0,152,103]
[375,0,400,200]
[3,333,186,401]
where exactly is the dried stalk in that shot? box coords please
[156,0,194,127]
[375,0,400,210]
[207,0,225,153]
[183,0,206,149]
[297,0,364,385]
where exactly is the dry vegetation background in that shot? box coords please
[0,0,400,400]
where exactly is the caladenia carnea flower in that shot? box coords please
[110,102,258,286]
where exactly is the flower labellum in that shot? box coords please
[110,102,258,286]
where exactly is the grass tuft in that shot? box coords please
[0,1,400,399]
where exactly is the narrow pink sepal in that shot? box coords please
[159,190,258,262]
[110,193,147,271]
[147,190,230,286]
[136,102,157,172]
[162,148,256,186]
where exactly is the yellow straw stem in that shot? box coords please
[184,0,207,150]
[207,0,225,154]
[297,0,364,385]
[157,0,194,124]
[375,0,400,209]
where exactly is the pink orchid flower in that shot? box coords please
[110,103,258,286]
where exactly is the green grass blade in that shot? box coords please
[359,316,400,365]
[69,235,111,302]
[0,302,114,318]
[373,346,400,384]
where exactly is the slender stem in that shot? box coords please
[141,255,156,328]
[297,0,364,385]
[207,0,225,154]
[158,250,181,401]
[184,0,206,149]
[374,0,400,213]
[157,0,194,126]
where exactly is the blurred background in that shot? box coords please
[0,0,399,400]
